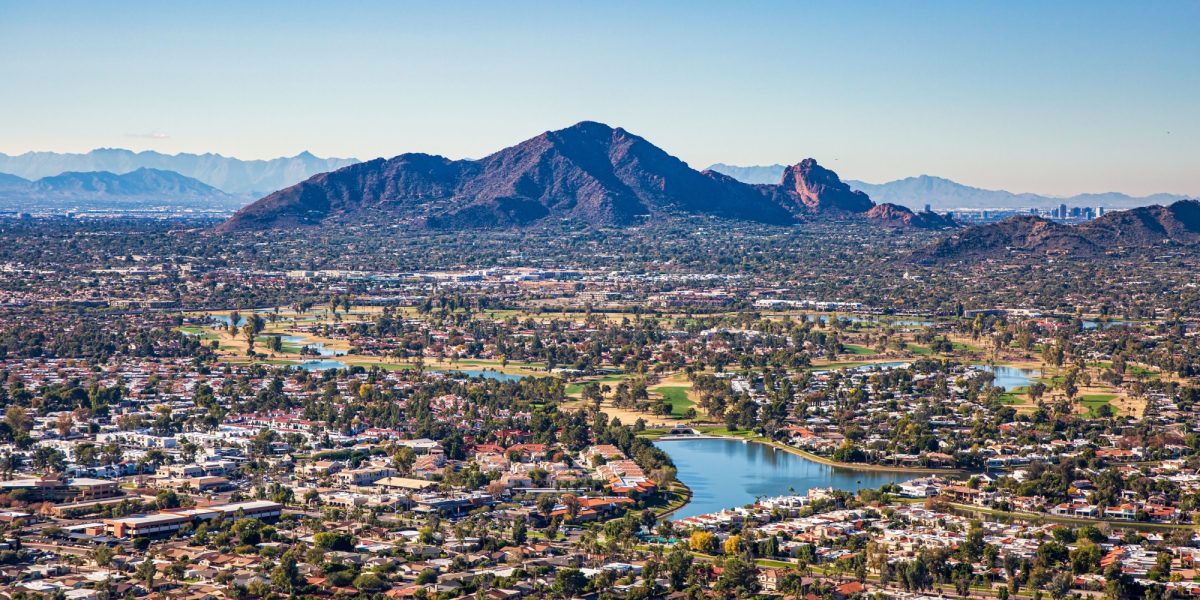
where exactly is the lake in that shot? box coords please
[1082,320,1135,330]
[209,315,245,327]
[438,369,526,382]
[975,365,1040,391]
[297,359,349,371]
[655,438,910,520]
[799,314,934,328]
[281,334,344,357]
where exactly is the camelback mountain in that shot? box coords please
[917,199,1200,262]
[216,122,954,232]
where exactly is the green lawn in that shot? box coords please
[807,361,874,371]
[999,386,1029,405]
[1087,361,1157,379]
[841,344,875,356]
[657,387,694,417]
[370,363,416,371]
[908,344,933,356]
[178,326,219,340]
[565,373,627,395]
[1079,393,1117,417]
[693,425,759,439]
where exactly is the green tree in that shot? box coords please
[666,543,694,591]
[553,569,588,598]
[512,517,527,545]
[31,446,67,474]
[715,556,761,597]
[136,557,157,589]
[353,572,387,592]
[271,554,303,594]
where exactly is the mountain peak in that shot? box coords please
[562,120,617,133]
[218,123,802,232]
[778,158,874,213]
[216,126,961,233]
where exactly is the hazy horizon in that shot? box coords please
[2,1,1197,196]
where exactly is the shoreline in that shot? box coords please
[653,481,694,520]
[654,434,950,521]
[655,433,964,476]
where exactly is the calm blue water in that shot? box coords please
[210,315,245,327]
[1082,320,1135,330]
[887,319,936,327]
[656,438,909,520]
[976,365,1039,391]
[854,361,910,371]
[439,369,526,382]
[297,359,349,371]
[281,335,344,356]
[800,315,934,328]
[805,314,866,325]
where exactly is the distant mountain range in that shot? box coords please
[916,199,1200,262]
[0,168,241,212]
[706,164,790,185]
[0,148,358,195]
[707,164,1189,211]
[218,122,954,233]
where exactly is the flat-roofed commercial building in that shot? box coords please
[209,500,283,520]
[102,500,282,538]
[104,513,193,538]
[0,476,120,503]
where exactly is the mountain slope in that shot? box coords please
[0,149,358,194]
[769,159,874,213]
[0,168,238,211]
[866,203,957,229]
[219,122,960,233]
[706,163,788,185]
[218,122,800,232]
[31,168,225,198]
[916,199,1200,261]
[0,173,29,191]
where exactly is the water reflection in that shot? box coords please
[656,438,909,520]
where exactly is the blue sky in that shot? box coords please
[1,1,1197,195]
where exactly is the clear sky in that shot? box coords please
[1,1,1197,196]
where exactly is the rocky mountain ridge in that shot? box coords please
[218,122,953,233]
[917,199,1200,261]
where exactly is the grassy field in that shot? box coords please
[178,326,219,340]
[841,344,875,356]
[565,373,627,395]
[1079,393,1117,417]
[656,387,694,417]
[806,361,873,371]
[999,386,1029,406]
